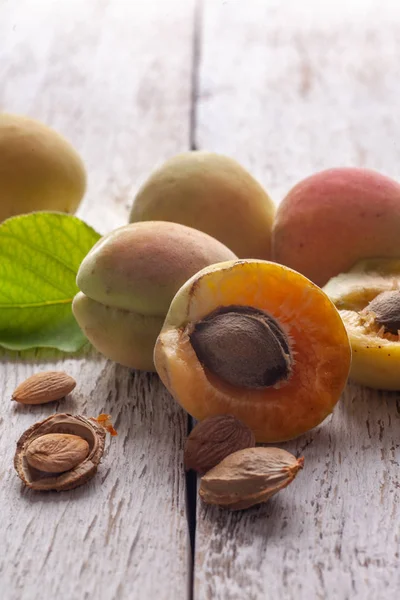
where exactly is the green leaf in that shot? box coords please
[0,212,101,352]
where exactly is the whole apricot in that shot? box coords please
[0,113,86,221]
[72,221,236,371]
[154,260,351,442]
[324,258,400,390]
[272,168,400,287]
[129,152,275,260]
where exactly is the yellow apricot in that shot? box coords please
[130,152,275,260]
[0,113,86,221]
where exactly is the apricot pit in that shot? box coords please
[190,306,293,389]
[362,290,400,335]
[154,260,351,442]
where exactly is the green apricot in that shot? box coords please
[73,221,237,371]
[129,152,275,260]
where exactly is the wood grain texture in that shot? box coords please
[0,0,195,233]
[194,1,400,599]
[0,1,194,599]
[196,0,400,204]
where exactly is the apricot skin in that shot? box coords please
[73,294,163,372]
[73,222,237,371]
[154,260,351,442]
[129,152,275,260]
[0,113,86,221]
[272,168,400,287]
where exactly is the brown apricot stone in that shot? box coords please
[184,415,255,474]
[190,306,292,388]
[362,290,400,335]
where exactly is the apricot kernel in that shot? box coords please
[14,413,106,491]
[199,447,304,511]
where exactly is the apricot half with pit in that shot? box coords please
[0,113,86,220]
[72,221,236,371]
[154,260,351,442]
[324,258,400,390]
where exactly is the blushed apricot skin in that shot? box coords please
[272,168,400,287]
[154,260,351,442]
[73,222,236,371]
[129,152,275,260]
[0,113,86,220]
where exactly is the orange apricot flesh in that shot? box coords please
[154,260,351,442]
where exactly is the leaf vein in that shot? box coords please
[0,232,78,276]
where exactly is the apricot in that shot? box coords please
[154,260,351,442]
[324,258,400,390]
[129,152,275,259]
[72,221,236,371]
[0,113,86,221]
[272,168,400,287]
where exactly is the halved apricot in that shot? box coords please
[324,258,400,390]
[154,260,351,442]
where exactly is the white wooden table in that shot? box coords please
[1,1,400,599]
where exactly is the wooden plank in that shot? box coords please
[0,1,194,599]
[194,1,400,599]
[196,0,400,203]
[0,0,195,233]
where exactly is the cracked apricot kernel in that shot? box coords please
[14,413,106,491]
